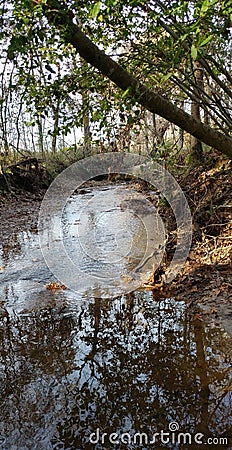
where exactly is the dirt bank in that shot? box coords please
[0,191,44,243]
[153,160,232,336]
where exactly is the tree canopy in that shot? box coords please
[1,0,231,157]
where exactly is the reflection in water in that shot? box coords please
[0,293,231,449]
[0,185,164,300]
[0,185,231,449]
[50,186,164,294]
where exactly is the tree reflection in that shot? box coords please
[0,291,231,449]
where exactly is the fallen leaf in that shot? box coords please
[190,287,198,292]
[46,282,66,291]
[193,314,203,321]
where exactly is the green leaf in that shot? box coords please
[191,44,198,60]
[24,121,34,126]
[161,72,172,83]
[91,1,101,19]
[199,35,213,47]
[7,35,28,60]
[180,33,189,42]
[122,87,131,98]
[200,0,209,14]
[200,0,218,15]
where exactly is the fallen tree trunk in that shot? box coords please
[5,157,40,172]
[0,157,51,192]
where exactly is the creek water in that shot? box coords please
[0,185,231,449]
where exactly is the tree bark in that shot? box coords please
[51,98,60,153]
[37,115,44,156]
[51,64,61,154]
[32,0,232,158]
[190,62,204,164]
[82,90,91,156]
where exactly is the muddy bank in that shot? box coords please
[0,191,45,243]
[152,161,232,335]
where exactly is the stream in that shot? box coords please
[0,185,231,449]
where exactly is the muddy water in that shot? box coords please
[0,185,231,449]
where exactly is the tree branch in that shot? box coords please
[31,0,232,157]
